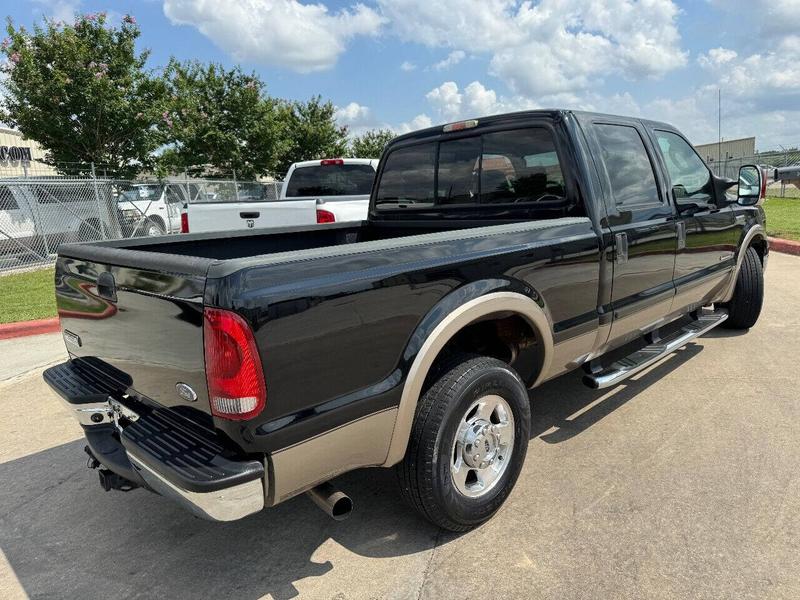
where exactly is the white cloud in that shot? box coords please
[432,50,465,71]
[658,6,800,149]
[378,0,687,97]
[400,61,416,72]
[396,114,432,134]
[163,0,384,72]
[32,0,80,22]
[709,0,800,36]
[334,101,371,126]
[695,36,800,108]
[425,82,462,120]
[378,0,526,51]
[698,47,738,68]
[424,80,538,121]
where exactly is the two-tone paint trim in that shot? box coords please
[381,291,553,467]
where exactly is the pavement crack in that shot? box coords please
[416,528,443,600]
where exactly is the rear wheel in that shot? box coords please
[145,219,165,236]
[396,354,531,531]
[722,246,764,329]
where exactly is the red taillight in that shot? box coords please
[316,209,335,223]
[320,158,344,166]
[180,212,189,233]
[203,308,266,421]
[760,168,767,200]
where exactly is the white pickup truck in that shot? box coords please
[181,158,377,234]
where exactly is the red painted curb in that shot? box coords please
[768,237,800,256]
[0,317,60,341]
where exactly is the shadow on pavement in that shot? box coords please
[0,441,442,599]
[703,326,750,338]
[529,343,703,443]
[0,343,706,599]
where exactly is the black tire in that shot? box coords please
[145,219,165,236]
[396,354,531,531]
[77,220,108,242]
[722,246,764,329]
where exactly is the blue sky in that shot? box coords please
[7,0,800,150]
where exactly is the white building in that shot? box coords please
[0,127,58,177]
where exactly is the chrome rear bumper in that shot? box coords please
[44,361,266,522]
[128,452,264,521]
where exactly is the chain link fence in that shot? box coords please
[0,162,283,273]
[706,149,800,199]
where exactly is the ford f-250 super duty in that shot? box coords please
[45,110,767,531]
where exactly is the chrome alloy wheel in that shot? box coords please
[450,394,515,498]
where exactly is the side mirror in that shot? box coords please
[737,165,762,206]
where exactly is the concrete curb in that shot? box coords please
[0,317,60,341]
[768,237,800,256]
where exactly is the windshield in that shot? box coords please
[119,185,163,203]
[285,164,375,197]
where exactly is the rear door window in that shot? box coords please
[285,164,376,197]
[594,124,661,207]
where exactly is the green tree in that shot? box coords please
[158,60,286,179]
[348,128,395,159]
[275,96,349,176]
[0,13,165,177]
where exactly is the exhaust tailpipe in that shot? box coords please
[306,482,353,521]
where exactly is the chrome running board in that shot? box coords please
[583,310,728,390]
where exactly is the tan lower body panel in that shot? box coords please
[543,328,598,382]
[269,407,397,505]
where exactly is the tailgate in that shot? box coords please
[187,199,316,233]
[54,250,212,420]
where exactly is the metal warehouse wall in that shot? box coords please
[695,137,756,165]
[0,128,57,177]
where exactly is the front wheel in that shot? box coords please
[722,246,764,329]
[396,355,531,531]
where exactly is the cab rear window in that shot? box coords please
[375,127,576,216]
[285,164,375,197]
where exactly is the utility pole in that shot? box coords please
[718,88,722,165]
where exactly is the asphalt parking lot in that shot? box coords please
[1,251,799,600]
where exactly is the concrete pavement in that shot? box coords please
[1,252,799,599]
[0,333,66,381]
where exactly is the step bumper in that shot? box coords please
[43,360,266,522]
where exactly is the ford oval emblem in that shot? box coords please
[175,382,198,402]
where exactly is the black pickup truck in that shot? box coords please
[45,110,767,531]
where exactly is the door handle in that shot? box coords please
[239,211,260,219]
[615,232,628,265]
[676,221,686,250]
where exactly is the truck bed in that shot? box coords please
[55,215,596,447]
[59,218,501,266]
